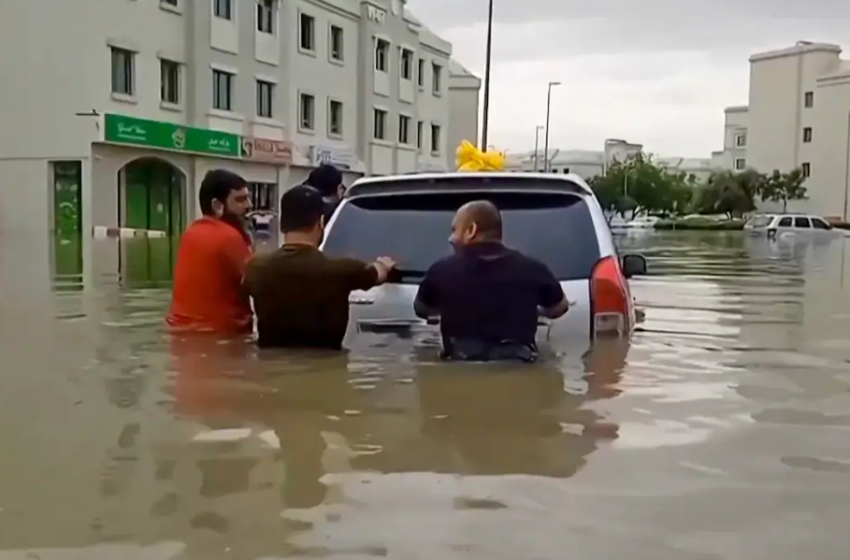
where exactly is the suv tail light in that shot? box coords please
[590,256,629,337]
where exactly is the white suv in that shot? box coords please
[320,172,647,342]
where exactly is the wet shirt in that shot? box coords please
[166,217,253,334]
[415,243,565,349]
[245,245,379,349]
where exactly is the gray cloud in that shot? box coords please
[406,0,850,30]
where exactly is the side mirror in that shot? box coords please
[621,254,647,278]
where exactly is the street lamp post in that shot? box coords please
[543,81,560,172]
[480,0,494,149]
[533,125,544,171]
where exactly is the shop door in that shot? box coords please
[121,159,184,234]
[124,164,150,231]
[52,161,84,279]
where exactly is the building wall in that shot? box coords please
[746,43,842,214]
[0,0,465,240]
[446,60,482,170]
[414,26,452,172]
[811,71,850,221]
[720,105,748,171]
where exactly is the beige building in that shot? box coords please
[711,105,748,172]
[719,41,850,219]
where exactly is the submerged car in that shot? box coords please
[320,172,647,342]
[743,213,846,239]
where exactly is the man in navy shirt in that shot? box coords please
[413,200,570,361]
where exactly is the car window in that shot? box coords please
[777,217,793,227]
[793,217,810,228]
[323,191,601,282]
[812,218,832,230]
[746,215,773,228]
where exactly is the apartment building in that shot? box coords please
[446,59,483,169]
[710,105,748,172]
[715,42,850,219]
[0,0,478,241]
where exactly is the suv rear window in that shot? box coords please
[322,191,601,281]
[746,215,774,228]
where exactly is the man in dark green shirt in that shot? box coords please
[245,185,395,349]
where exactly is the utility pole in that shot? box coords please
[543,81,560,171]
[533,125,544,171]
[480,0,494,149]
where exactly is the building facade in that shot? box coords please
[711,105,749,172]
[446,60,483,169]
[0,0,479,240]
[716,42,850,219]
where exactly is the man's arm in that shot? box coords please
[334,256,394,292]
[413,263,441,319]
[536,262,569,319]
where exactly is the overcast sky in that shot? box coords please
[405,0,850,157]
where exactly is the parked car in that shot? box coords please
[743,213,846,239]
[320,172,647,342]
[626,216,659,229]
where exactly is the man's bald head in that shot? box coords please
[451,200,502,246]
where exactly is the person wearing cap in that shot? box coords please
[305,164,345,223]
[167,169,254,334]
[245,184,396,349]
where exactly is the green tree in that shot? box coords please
[693,170,760,218]
[760,168,807,212]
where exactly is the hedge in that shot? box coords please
[653,218,746,231]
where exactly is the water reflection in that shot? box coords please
[2,232,850,558]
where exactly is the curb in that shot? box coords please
[92,226,167,239]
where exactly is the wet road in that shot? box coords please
[1,231,850,559]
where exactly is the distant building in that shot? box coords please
[505,140,713,183]
[715,41,850,219]
[446,60,482,169]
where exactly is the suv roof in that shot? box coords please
[345,172,594,199]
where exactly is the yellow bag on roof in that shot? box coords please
[456,140,505,171]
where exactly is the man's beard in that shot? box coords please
[221,211,250,239]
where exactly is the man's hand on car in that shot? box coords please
[372,256,397,283]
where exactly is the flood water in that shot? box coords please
[2,231,850,559]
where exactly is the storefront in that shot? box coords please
[303,144,365,190]
[91,114,298,239]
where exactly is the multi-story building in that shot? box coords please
[714,41,850,219]
[0,0,480,240]
[710,105,748,172]
[446,59,482,169]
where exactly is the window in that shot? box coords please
[802,162,811,177]
[735,134,746,147]
[417,58,425,87]
[803,127,812,143]
[375,39,389,71]
[213,0,232,19]
[256,80,274,118]
[398,115,411,144]
[299,93,315,130]
[416,120,423,149]
[793,217,811,228]
[400,48,413,80]
[804,91,813,107]
[212,69,234,110]
[322,188,602,282]
[812,218,832,230]
[777,217,793,227]
[746,215,773,228]
[257,0,274,33]
[330,25,344,61]
[430,124,440,153]
[160,60,180,104]
[249,183,274,211]
[299,13,315,51]
[735,158,746,170]
[329,99,343,136]
[431,63,442,94]
[110,47,134,95]
[373,108,387,140]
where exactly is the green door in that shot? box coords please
[148,179,170,233]
[124,163,150,231]
[53,161,82,235]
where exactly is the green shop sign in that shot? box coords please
[103,114,241,157]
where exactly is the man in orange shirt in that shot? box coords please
[167,169,253,334]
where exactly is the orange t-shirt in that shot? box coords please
[166,217,253,334]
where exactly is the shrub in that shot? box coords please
[654,218,745,231]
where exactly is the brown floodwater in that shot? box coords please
[1,231,850,559]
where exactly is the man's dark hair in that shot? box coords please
[465,200,503,240]
[198,169,248,215]
[279,185,326,232]
[306,164,343,198]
